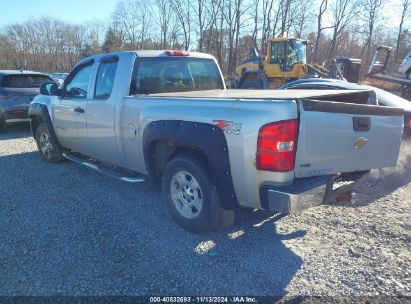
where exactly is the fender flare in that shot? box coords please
[28,103,62,149]
[143,120,239,210]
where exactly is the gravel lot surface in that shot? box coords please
[0,123,410,298]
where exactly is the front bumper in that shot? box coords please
[259,172,369,213]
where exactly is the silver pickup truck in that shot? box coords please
[29,50,404,232]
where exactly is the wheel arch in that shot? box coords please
[239,70,269,89]
[143,120,239,210]
[28,103,62,149]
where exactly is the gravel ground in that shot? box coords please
[0,122,410,298]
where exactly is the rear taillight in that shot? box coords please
[165,50,189,56]
[256,119,298,172]
[408,117,411,129]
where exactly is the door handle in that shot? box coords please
[353,117,371,132]
[74,107,85,113]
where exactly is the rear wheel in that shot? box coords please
[161,154,235,233]
[406,70,411,80]
[240,78,263,89]
[35,122,63,163]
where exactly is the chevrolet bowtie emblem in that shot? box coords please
[353,137,368,149]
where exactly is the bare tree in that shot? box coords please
[209,0,225,64]
[251,0,260,45]
[327,0,359,61]
[313,0,333,62]
[1,17,95,71]
[278,0,294,37]
[292,0,315,38]
[260,0,277,52]
[170,0,192,50]
[0,0,409,78]
[111,0,139,48]
[224,0,249,75]
[112,1,155,49]
[192,0,209,51]
[360,0,384,64]
[153,0,174,49]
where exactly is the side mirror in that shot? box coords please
[40,82,59,96]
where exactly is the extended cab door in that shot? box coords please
[53,60,94,153]
[85,55,119,164]
[294,99,404,178]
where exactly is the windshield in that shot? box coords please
[294,40,306,64]
[130,57,224,95]
[1,74,51,88]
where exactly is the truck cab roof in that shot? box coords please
[76,50,215,65]
[134,50,215,59]
[0,70,48,76]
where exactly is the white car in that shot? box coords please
[398,52,411,79]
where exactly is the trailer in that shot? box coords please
[367,45,411,99]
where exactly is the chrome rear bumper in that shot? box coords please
[260,172,369,213]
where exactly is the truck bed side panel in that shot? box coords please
[120,96,298,208]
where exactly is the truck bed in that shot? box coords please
[146,89,372,101]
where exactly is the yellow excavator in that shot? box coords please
[234,37,361,89]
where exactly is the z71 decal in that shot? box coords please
[213,120,242,135]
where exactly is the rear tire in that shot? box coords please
[240,78,263,89]
[35,122,63,163]
[161,154,235,233]
[406,70,411,80]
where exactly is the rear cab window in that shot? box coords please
[130,57,224,95]
[1,74,51,88]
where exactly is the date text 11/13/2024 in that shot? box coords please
[149,296,257,303]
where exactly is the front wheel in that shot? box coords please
[161,154,235,233]
[35,122,63,163]
[240,78,263,89]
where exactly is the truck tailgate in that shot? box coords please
[294,99,404,178]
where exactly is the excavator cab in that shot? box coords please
[262,38,308,88]
[266,38,307,72]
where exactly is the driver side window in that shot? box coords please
[65,64,93,98]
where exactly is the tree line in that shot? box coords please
[0,0,410,76]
